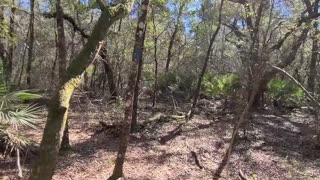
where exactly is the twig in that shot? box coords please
[191,151,203,169]
[239,169,248,180]
[16,149,22,178]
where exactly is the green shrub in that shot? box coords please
[267,78,304,106]
[157,70,197,95]
[158,71,178,92]
[202,73,240,97]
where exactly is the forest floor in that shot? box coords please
[1,91,320,180]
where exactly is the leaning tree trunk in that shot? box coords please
[109,0,149,179]
[188,0,224,119]
[28,2,134,180]
[165,3,184,72]
[26,0,35,88]
[214,81,259,178]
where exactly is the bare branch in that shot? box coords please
[42,12,89,38]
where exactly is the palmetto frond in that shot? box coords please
[0,127,32,155]
[0,104,41,129]
[0,89,41,156]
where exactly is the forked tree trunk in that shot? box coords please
[109,0,149,179]
[188,0,224,119]
[26,0,35,88]
[28,2,134,179]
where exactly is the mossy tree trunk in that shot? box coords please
[109,0,149,179]
[28,2,134,180]
[55,0,70,151]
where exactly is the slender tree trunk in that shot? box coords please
[0,7,7,83]
[152,7,158,107]
[26,0,35,88]
[188,0,224,119]
[51,25,58,89]
[165,3,184,72]
[28,2,133,179]
[6,0,16,88]
[214,83,258,178]
[131,23,147,132]
[17,30,29,88]
[109,0,149,179]
[307,3,319,93]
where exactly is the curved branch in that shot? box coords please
[43,12,90,38]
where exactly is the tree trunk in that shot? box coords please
[165,3,184,72]
[50,25,58,89]
[188,0,224,119]
[109,0,149,179]
[100,44,118,99]
[6,0,16,88]
[55,0,70,151]
[0,7,7,83]
[131,23,147,132]
[152,7,158,107]
[307,3,319,93]
[26,0,35,88]
[214,83,258,178]
[28,2,134,179]
[17,30,29,88]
